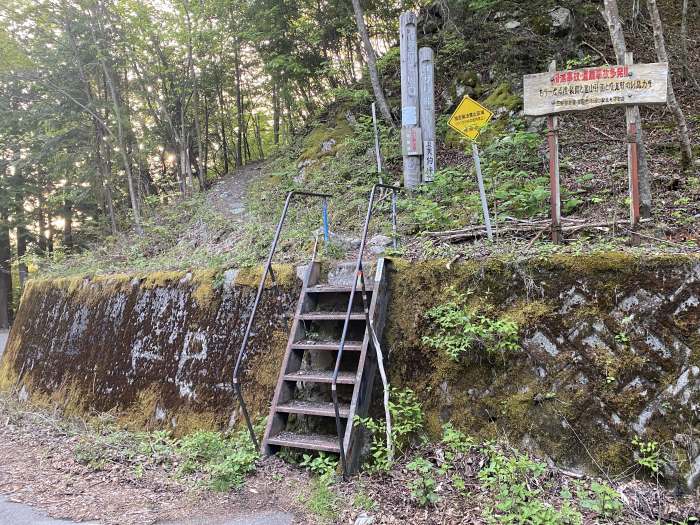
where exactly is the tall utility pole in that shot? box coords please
[400,12,421,189]
[419,47,436,182]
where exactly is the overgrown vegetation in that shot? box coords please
[73,418,263,492]
[422,288,520,361]
[354,386,424,472]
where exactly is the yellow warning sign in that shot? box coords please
[447,97,493,141]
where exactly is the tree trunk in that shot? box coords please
[217,84,230,174]
[254,113,265,160]
[96,43,143,233]
[37,199,48,254]
[63,197,73,251]
[13,177,28,291]
[234,41,244,167]
[601,0,653,217]
[681,0,700,90]
[647,0,695,169]
[47,211,54,254]
[351,0,395,126]
[183,0,206,191]
[95,126,117,235]
[272,83,280,146]
[203,93,210,178]
[0,200,12,329]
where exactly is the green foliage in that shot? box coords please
[407,457,441,507]
[632,437,663,474]
[422,289,520,360]
[300,452,338,480]
[469,0,500,10]
[575,481,623,518]
[178,428,260,491]
[564,55,597,70]
[352,489,377,512]
[299,453,339,521]
[479,444,582,524]
[354,387,424,472]
[303,477,339,522]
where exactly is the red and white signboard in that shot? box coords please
[524,63,668,116]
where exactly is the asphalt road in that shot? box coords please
[0,496,85,525]
[0,496,293,525]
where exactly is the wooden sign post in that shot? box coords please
[624,53,641,243]
[400,12,421,189]
[546,61,561,243]
[524,59,668,243]
[419,47,436,182]
[371,102,383,181]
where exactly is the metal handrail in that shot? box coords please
[233,190,331,448]
[331,183,401,477]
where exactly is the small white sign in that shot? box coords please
[402,106,418,126]
[423,140,435,182]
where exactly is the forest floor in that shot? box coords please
[0,392,698,525]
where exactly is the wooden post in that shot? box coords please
[400,12,421,189]
[419,47,436,182]
[546,60,562,244]
[625,52,641,244]
[371,102,383,182]
[472,143,493,241]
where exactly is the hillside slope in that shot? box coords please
[39,0,700,279]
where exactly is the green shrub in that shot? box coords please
[407,457,440,506]
[354,387,424,472]
[422,289,520,360]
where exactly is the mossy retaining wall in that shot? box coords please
[1,253,699,489]
[0,266,301,434]
[385,253,700,491]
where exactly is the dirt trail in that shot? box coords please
[0,389,313,525]
[207,162,266,219]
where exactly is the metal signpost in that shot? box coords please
[448,96,495,241]
[524,58,668,243]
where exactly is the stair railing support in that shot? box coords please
[233,190,331,448]
[332,184,401,478]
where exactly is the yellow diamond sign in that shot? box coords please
[448,96,494,141]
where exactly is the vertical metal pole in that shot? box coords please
[419,47,436,183]
[391,190,398,249]
[472,143,493,241]
[322,197,330,243]
[547,60,562,244]
[400,12,421,189]
[371,103,383,182]
[625,52,640,245]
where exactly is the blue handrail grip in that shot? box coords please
[322,198,330,243]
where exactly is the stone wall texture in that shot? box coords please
[385,253,700,491]
[0,267,301,433]
[1,253,699,490]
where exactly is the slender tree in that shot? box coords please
[351,0,394,126]
[647,0,695,169]
[601,0,653,217]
